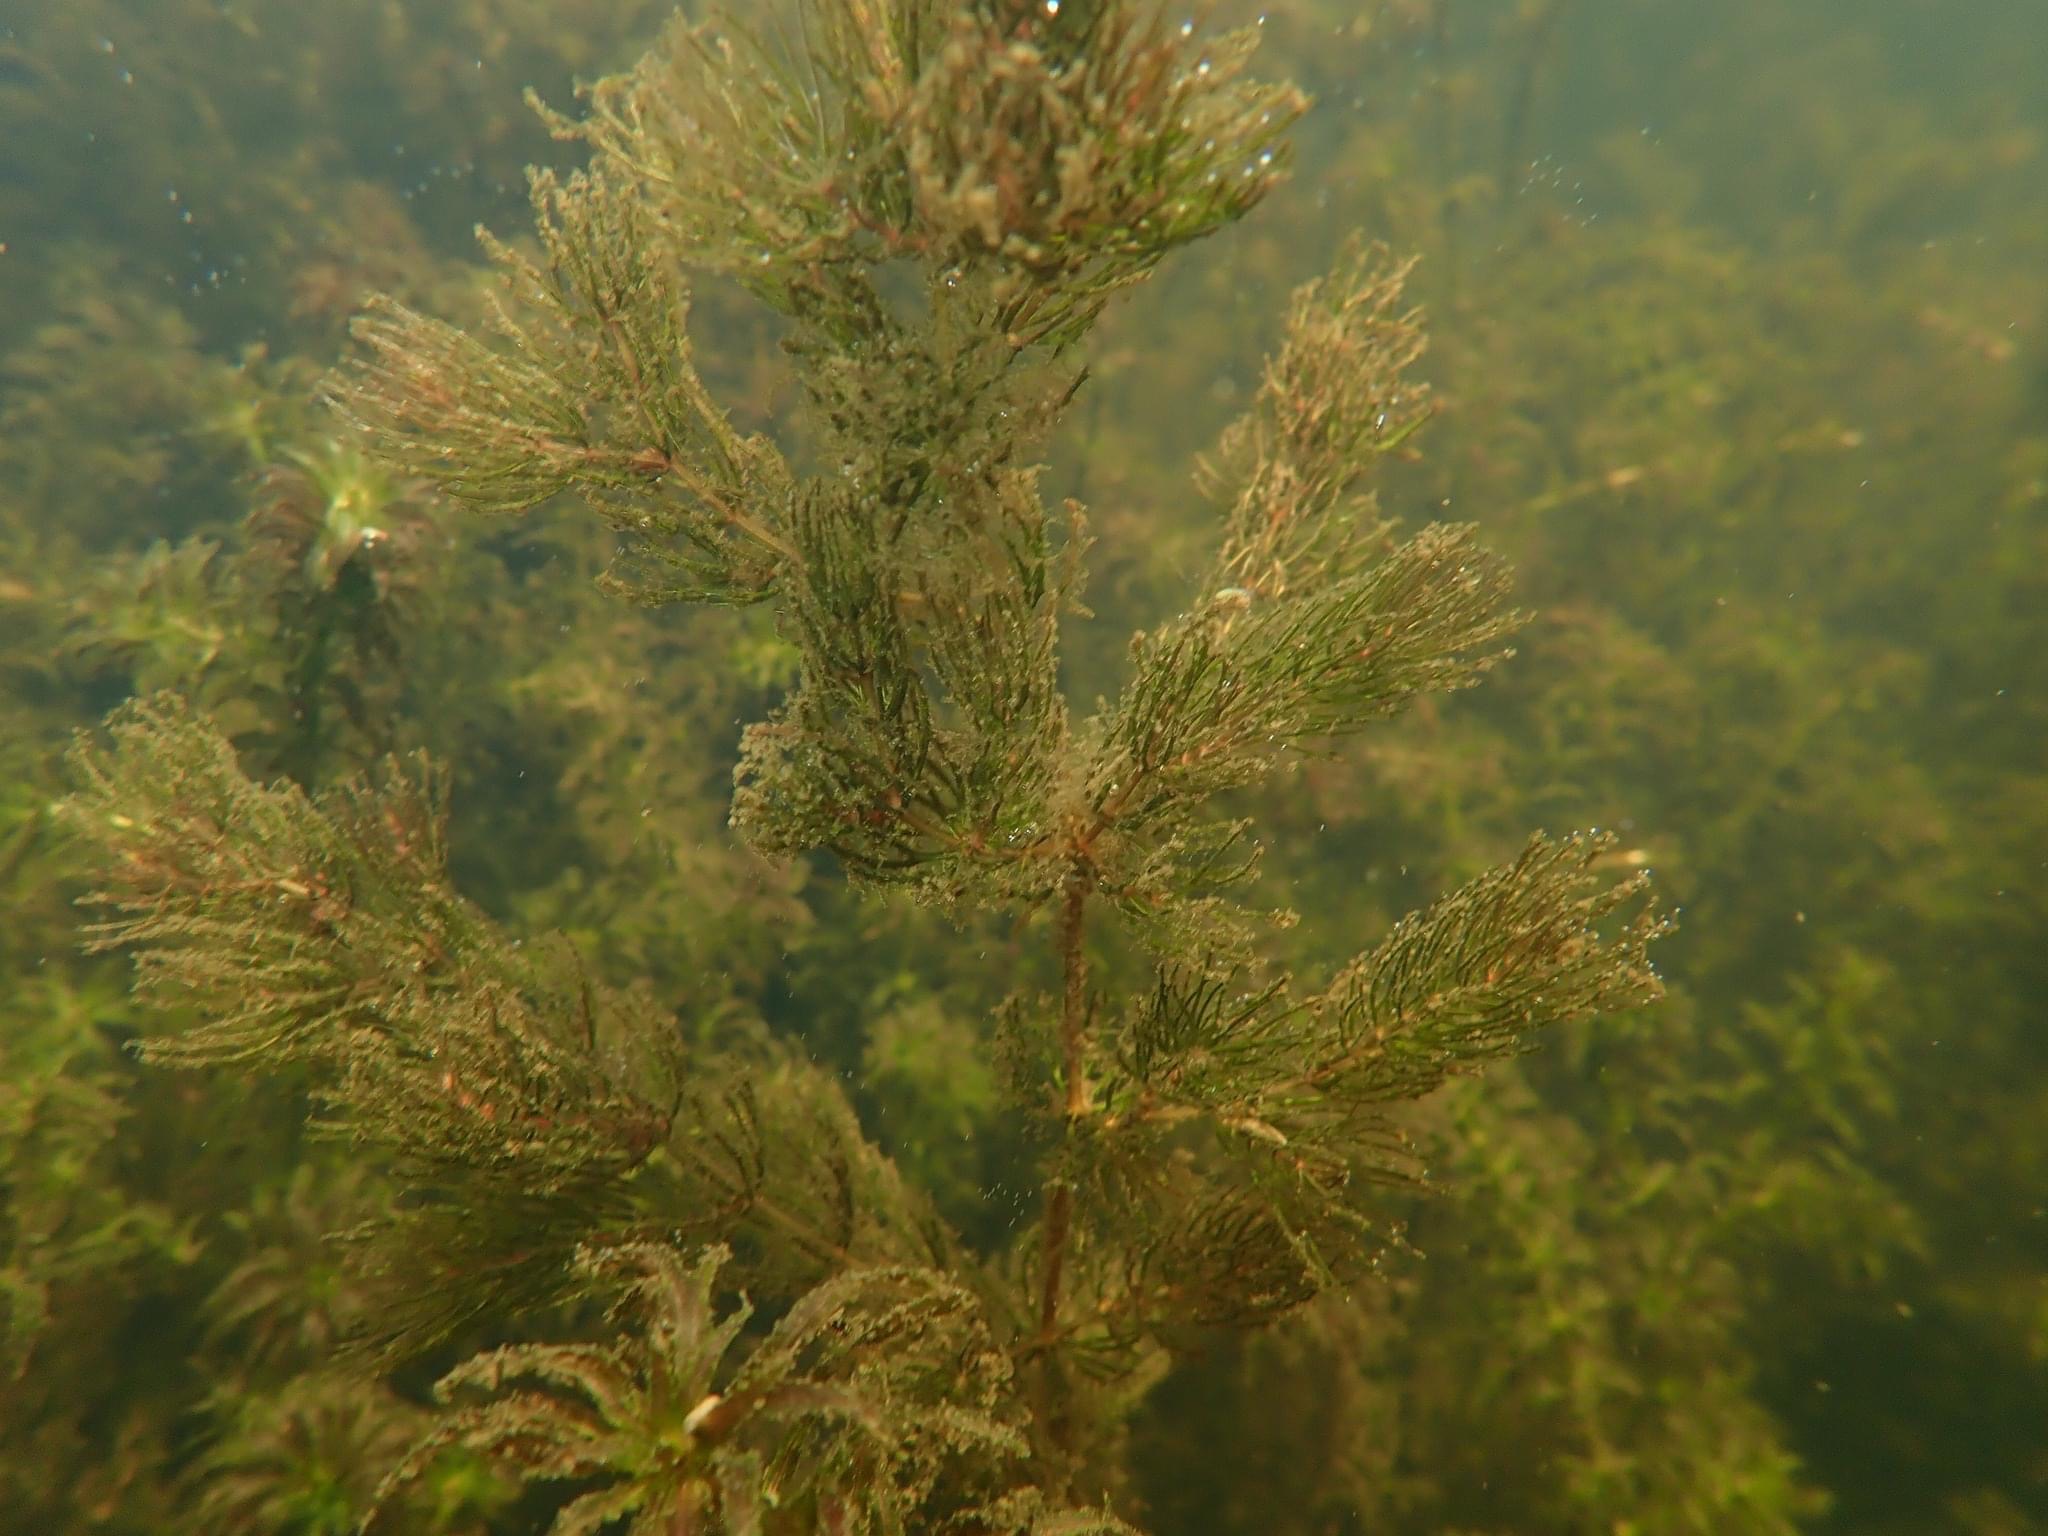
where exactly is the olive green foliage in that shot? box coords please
[0,2,797,1525]
[68,694,953,1367]
[1092,4,2048,1532]
[383,1244,1024,1535]
[4,0,2043,1533]
[50,0,1667,1528]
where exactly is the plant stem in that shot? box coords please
[1037,1183,1072,1340]
[1057,875,1091,1121]
[1037,872,1091,1342]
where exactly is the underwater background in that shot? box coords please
[0,1,2042,1532]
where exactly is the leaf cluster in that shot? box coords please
[379,1244,1028,1536]
[64,697,948,1362]
[1047,833,1663,1350]
[546,0,1304,340]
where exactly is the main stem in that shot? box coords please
[1037,872,1091,1342]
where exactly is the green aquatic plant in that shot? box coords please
[67,0,1665,1528]
[377,1243,1026,1536]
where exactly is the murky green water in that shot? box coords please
[2,3,2041,1532]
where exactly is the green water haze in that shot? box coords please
[1,2,2041,1532]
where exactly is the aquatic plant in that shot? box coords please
[65,0,1667,1528]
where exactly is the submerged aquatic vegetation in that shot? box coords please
[56,0,1676,1529]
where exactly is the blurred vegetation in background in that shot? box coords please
[0,0,2041,1533]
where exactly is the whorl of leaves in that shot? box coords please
[732,473,1075,905]
[337,169,794,606]
[1096,523,1516,811]
[375,1243,1028,1536]
[1023,247,1524,945]
[546,0,1304,341]
[64,697,680,1350]
[1053,833,1667,1346]
[65,697,681,1198]
[1200,242,1435,600]
[68,691,480,1067]
[1104,833,1666,1160]
[63,698,949,1360]
[195,1374,438,1536]
[1077,522,1518,940]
